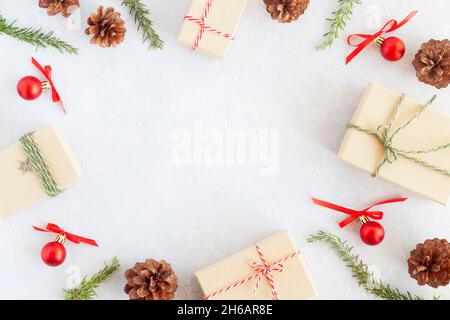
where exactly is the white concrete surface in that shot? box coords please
[0,0,449,299]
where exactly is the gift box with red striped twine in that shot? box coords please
[196,231,318,300]
[179,0,248,59]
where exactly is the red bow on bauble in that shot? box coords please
[311,197,408,246]
[33,223,98,267]
[311,197,408,228]
[33,223,98,247]
[17,58,67,114]
[346,11,418,64]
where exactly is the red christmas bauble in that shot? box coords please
[17,76,43,100]
[41,241,66,267]
[380,37,405,61]
[360,221,385,246]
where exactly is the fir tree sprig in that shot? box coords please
[307,231,438,300]
[122,0,164,50]
[0,14,78,54]
[316,0,362,51]
[64,257,120,300]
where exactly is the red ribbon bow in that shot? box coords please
[345,11,418,64]
[33,223,98,247]
[311,198,408,228]
[31,57,67,114]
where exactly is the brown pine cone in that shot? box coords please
[412,39,450,89]
[264,0,310,23]
[408,238,450,288]
[124,259,179,300]
[85,6,126,48]
[38,0,79,17]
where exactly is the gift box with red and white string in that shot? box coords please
[195,231,318,300]
[178,0,248,59]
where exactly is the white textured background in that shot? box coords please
[0,0,449,300]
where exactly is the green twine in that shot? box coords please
[19,133,63,197]
[347,94,450,178]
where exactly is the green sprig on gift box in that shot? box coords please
[308,231,439,300]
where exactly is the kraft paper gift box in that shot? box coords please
[0,125,83,216]
[338,83,450,205]
[195,231,318,300]
[178,0,247,59]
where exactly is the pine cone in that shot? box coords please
[85,6,126,48]
[124,259,179,300]
[38,0,79,17]
[264,0,309,23]
[412,39,450,89]
[408,238,450,288]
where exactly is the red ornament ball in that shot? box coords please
[17,76,43,100]
[380,37,405,61]
[360,221,385,246]
[41,241,66,267]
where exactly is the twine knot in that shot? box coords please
[252,261,284,274]
[347,94,450,178]
[374,124,398,175]
[251,260,284,297]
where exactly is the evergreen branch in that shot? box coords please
[64,257,120,300]
[0,14,78,54]
[316,0,362,51]
[307,231,437,300]
[122,0,164,50]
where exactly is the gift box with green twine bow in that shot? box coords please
[339,83,450,205]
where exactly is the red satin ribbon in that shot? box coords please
[345,11,418,64]
[311,197,407,228]
[31,57,67,114]
[33,223,98,247]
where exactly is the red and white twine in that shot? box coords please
[184,0,236,51]
[203,244,300,300]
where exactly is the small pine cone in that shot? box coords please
[408,238,450,288]
[264,0,310,23]
[38,0,79,17]
[85,6,126,48]
[412,39,450,89]
[124,259,179,300]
